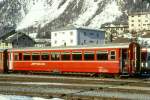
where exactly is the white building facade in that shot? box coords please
[128,12,150,32]
[51,26,105,47]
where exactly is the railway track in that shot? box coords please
[0,74,150,100]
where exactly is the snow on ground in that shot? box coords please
[0,94,63,100]
[88,0,122,28]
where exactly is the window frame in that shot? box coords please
[61,52,71,61]
[110,50,116,60]
[14,53,19,61]
[41,52,50,60]
[96,50,108,61]
[51,52,60,61]
[84,51,95,61]
[72,51,82,61]
[32,52,41,61]
[23,52,31,61]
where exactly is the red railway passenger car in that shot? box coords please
[4,42,141,76]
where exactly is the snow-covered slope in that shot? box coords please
[0,0,149,34]
[17,0,123,30]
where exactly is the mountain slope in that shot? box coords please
[0,0,149,35]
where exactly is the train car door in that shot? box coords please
[120,48,128,74]
[0,50,4,73]
[146,48,150,68]
[128,42,141,75]
[3,49,8,73]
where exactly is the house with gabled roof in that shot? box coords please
[6,32,35,48]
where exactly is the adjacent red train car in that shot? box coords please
[5,42,141,76]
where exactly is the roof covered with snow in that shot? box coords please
[51,25,104,32]
[6,33,35,42]
[112,37,130,43]
[142,31,150,38]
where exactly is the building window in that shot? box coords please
[89,40,94,43]
[70,32,73,35]
[132,20,134,22]
[138,24,140,26]
[55,40,57,44]
[97,33,99,37]
[90,33,93,35]
[84,40,86,44]
[138,20,141,22]
[143,24,146,26]
[55,33,57,36]
[70,39,73,43]
[131,15,134,17]
[131,24,134,26]
[145,20,148,22]
[138,15,141,17]
[96,40,98,44]
[84,32,86,36]
[5,43,8,46]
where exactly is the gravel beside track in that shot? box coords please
[0,74,150,100]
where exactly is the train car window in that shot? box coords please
[97,51,108,60]
[23,53,31,60]
[110,51,116,60]
[61,52,70,60]
[51,52,60,60]
[72,52,82,60]
[84,51,94,60]
[32,53,40,60]
[19,53,22,60]
[14,53,19,61]
[148,56,150,61]
[41,53,49,60]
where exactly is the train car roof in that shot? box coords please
[8,43,130,52]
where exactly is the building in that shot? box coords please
[35,38,51,47]
[111,37,130,43]
[6,32,35,48]
[101,22,129,34]
[0,40,12,49]
[51,25,105,47]
[138,31,150,47]
[128,12,150,32]
[101,22,129,43]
